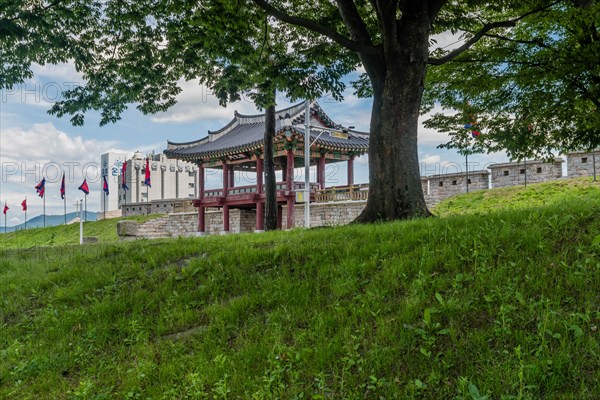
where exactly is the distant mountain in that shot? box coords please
[2,212,98,233]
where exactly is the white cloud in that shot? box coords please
[2,63,84,109]
[418,104,457,146]
[0,123,116,163]
[355,154,368,165]
[421,155,441,165]
[0,123,156,217]
[150,80,260,124]
[430,31,465,52]
[31,62,84,83]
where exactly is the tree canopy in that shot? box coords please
[2,0,598,222]
[424,0,600,160]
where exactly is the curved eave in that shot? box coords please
[235,101,305,120]
[165,139,264,161]
[167,137,209,150]
[165,124,369,162]
[282,127,369,153]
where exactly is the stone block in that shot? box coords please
[117,220,139,237]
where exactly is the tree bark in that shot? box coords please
[264,103,278,230]
[355,4,432,222]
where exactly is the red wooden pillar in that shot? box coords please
[347,155,355,186]
[317,155,326,189]
[286,149,295,228]
[222,162,230,232]
[255,158,264,231]
[228,166,235,188]
[197,164,205,233]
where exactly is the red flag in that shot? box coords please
[144,158,151,187]
[60,173,66,199]
[78,179,90,195]
[3,202,8,215]
[103,175,109,195]
[35,178,46,198]
[21,199,27,211]
[121,161,129,190]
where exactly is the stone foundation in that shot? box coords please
[281,201,366,229]
[121,201,369,239]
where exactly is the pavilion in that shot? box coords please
[164,101,369,233]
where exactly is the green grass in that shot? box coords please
[0,214,162,249]
[433,176,600,216]
[1,179,599,399]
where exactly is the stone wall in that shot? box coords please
[122,199,195,216]
[122,202,368,239]
[122,208,257,239]
[96,209,123,220]
[489,158,563,188]
[567,151,600,178]
[282,201,367,229]
[425,170,489,205]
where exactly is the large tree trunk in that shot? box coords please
[264,103,278,230]
[355,5,432,222]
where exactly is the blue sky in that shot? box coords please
[0,57,509,226]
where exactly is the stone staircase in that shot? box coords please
[136,216,172,238]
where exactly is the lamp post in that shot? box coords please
[593,150,597,182]
[465,152,469,193]
[304,100,311,228]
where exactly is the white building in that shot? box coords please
[101,151,198,213]
[101,152,129,213]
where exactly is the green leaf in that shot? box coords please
[435,292,445,306]
[424,308,432,326]
[468,383,488,400]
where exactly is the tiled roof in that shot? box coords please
[165,101,369,161]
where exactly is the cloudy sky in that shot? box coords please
[0,49,507,226]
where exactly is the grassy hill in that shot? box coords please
[433,177,600,216]
[1,179,599,399]
[0,214,161,250]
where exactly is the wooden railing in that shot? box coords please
[202,182,368,203]
[203,182,320,198]
[315,184,369,202]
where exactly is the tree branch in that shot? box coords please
[335,0,374,46]
[251,0,367,53]
[482,32,550,48]
[445,58,547,67]
[428,0,562,65]
[377,0,400,45]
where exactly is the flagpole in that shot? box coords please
[85,194,87,222]
[43,195,46,228]
[64,184,67,225]
[25,202,27,230]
